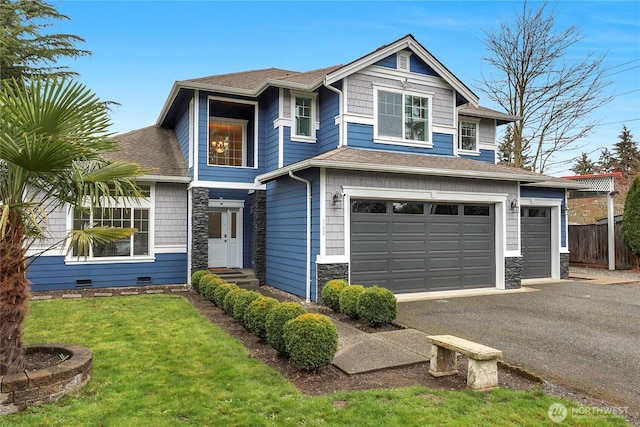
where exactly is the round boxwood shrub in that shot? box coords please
[356,286,397,327]
[190,270,210,293]
[224,288,247,316]
[213,282,239,307]
[321,279,348,311]
[244,296,280,339]
[339,285,365,319]
[202,275,226,302]
[265,302,307,355]
[283,313,338,370]
[233,291,262,327]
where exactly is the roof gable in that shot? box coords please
[325,34,479,106]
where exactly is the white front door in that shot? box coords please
[208,209,242,268]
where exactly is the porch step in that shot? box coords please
[211,268,260,291]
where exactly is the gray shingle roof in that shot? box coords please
[108,126,189,179]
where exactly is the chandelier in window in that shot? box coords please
[211,134,229,154]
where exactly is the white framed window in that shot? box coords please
[290,91,317,142]
[458,118,480,152]
[68,184,153,262]
[374,86,432,146]
[208,117,247,167]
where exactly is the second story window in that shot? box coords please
[295,96,312,137]
[290,91,317,141]
[209,118,247,167]
[376,88,432,145]
[459,120,478,152]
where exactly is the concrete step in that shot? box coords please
[212,268,260,290]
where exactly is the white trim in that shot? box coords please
[278,88,284,168]
[360,66,451,91]
[193,90,200,180]
[319,168,327,257]
[316,255,350,264]
[187,188,193,285]
[188,98,194,169]
[64,256,156,265]
[342,186,508,290]
[137,174,190,183]
[189,180,266,191]
[520,197,562,280]
[208,198,245,209]
[458,117,480,153]
[154,245,187,254]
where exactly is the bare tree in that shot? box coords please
[479,1,612,173]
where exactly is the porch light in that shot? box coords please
[332,191,343,208]
[510,199,519,211]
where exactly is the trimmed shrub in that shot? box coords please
[320,279,348,311]
[244,296,280,339]
[283,313,338,370]
[233,291,262,327]
[224,288,247,316]
[339,285,365,319]
[356,286,397,326]
[266,302,307,355]
[190,270,210,293]
[202,275,226,302]
[213,282,239,307]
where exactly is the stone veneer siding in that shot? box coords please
[560,253,570,280]
[191,187,209,273]
[504,257,522,290]
[317,263,349,303]
[252,190,266,285]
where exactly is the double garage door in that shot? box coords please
[350,200,495,294]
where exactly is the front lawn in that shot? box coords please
[3,294,627,426]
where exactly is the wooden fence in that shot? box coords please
[568,223,637,269]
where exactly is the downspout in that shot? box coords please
[323,80,344,147]
[289,171,312,303]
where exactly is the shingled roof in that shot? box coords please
[257,147,585,189]
[108,126,189,180]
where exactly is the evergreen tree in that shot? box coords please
[613,125,640,173]
[621,176,640,268]
[570,153,597,175]
[497,125,532,169]
[598,148,617,173]
[0,0,90,81]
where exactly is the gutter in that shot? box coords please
[288,171,312,303]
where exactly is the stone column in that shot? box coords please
[191,187,209,273]
[252,190,266,285]
[560,253,570,279]
[504,257,522,289]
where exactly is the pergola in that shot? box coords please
[563,172,622,270]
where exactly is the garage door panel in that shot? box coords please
[521,207,551,279]
[351,200,495,293]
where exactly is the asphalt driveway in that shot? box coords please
[396,279,640,416]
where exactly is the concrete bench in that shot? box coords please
[426,335,503,391]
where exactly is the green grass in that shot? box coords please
[3,295,628,426]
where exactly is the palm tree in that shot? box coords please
[0,76,145,375]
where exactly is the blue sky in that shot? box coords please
[52,0,639,176]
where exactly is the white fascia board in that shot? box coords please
[255,158,549,185]
[189,180,266,191]
[325,37,479,106]
[137,174,191,184]
[521,180,589,190]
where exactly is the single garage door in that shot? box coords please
[351,200,495,293]
[520,207,552,279]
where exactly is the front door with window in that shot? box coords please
[208,209,241,268]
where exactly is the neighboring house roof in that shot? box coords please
[256,147,586,188]
[109,126,190,182]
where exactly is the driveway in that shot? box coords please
[396,279,640,416]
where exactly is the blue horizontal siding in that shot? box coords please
[520,186,567,247]
[373,52,439,77]
[347,123,453,156]
[175,108,190,172]
[460,149,496,163]
[27,253,188,292]
[284,127,318,166]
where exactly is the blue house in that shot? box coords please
[28,35,583,300]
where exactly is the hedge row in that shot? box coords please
[191,270,338,370]
[321,280,397,327]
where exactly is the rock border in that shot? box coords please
[0,343,93,416]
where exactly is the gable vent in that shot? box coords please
[398,52,410,71]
